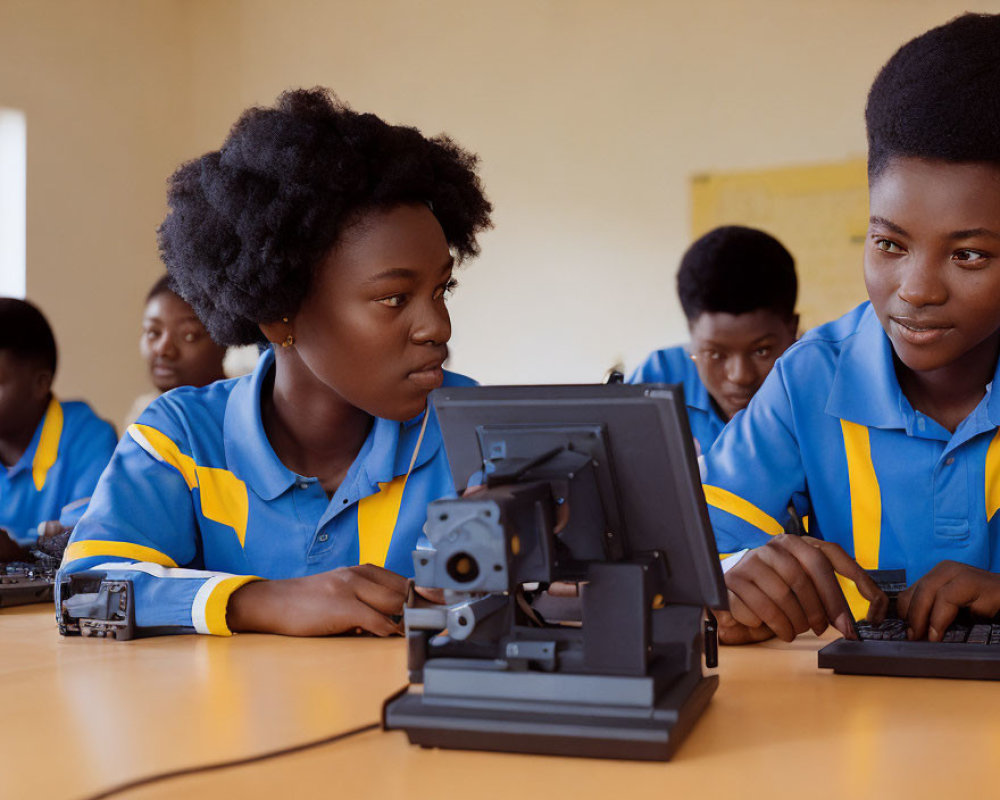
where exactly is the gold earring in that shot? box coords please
[279,316,294,347]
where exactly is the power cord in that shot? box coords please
[78,720,381,800]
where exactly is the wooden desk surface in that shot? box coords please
[5,604,1000,800]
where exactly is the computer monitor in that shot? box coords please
[431,382,727,609]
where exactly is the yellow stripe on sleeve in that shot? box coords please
[357,475,408,568]
[32,396,63,491]
[62,540,178,568]
[128,423,250,547]
[702,484,784,537]
[839,419,883,619]
[202,575,263,636]
[985,428,1000,522]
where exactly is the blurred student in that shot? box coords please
[704,13,1000,645]
[629,226,798,453]
[0,299,116,561]
[122,276,228,428]
[58,88,491,638]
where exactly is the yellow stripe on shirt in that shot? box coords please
[702,484,784,537]
[839,419,882,619]
[128,424,250,547]
[985,428,1000,522]
[32,396,63,491]
[62,540,179,568]
[357,475,407,568]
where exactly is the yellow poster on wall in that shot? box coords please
[691,159,869,332]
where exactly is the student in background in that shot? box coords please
[629,226,798,454]
[58,88,492,638]
[122,275,228,429]
[704,13,1000,645]
[0,299,117,560]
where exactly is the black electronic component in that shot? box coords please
[384,383,728,761]
[818,569,1000,680]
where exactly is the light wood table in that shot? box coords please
[5,604,1000,799]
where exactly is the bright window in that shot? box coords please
[0,109,26,299]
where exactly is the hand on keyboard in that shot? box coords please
[896,561,1000,642]
[719,534,889,644]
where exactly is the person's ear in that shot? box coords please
[787,313,801,340]
[33,369,53,401]
[258,316,295,349]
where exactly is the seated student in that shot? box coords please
[57,88,492,637]
[121,275,228,429]
[0,299,117,561]
[703,13,1000,645]
[629,226,798,453]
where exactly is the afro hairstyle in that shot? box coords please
[0,298,57,375]
[866,13,1000,179]
[677,226,797,322]
[158,88,493,346]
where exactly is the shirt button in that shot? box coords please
[945,457,955,466]
[297,481,309,490]
[317,533,329,543]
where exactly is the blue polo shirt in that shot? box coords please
[703,302,1000,611]
[1,397,117,546]
[629,345,725,454]
[58,348,475,636]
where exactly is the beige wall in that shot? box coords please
[4,0,999,424]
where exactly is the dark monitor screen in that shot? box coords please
[430,383,727,610]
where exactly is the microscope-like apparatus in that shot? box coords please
[384,384,728,761]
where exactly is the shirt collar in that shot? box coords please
[825,304,908,429]
[826,303,1000,435]
[224,347,442,500]
[7,395,57,479]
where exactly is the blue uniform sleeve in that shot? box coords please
[57,416,260,637]
[702,358,808,554]
[57,416,119,530]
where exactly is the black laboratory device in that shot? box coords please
[383,383,728,761]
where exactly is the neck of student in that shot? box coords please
[0,395,50,468]
[261,354,373,496]
[895,333,1000,434]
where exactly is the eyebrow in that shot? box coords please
[366,258,455,284]
[870,216,1000,241]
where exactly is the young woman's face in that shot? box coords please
[140,291,227,392]
[287,203,455,422]
[688,309,797,420]
[865,158,1000,375]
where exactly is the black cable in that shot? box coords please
[78,720,381,800]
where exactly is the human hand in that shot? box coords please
[718,534,888,644]
[38,521,68,539]
[897,561,1000,641]
[226,564,409,637]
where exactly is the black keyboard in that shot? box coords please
[0,531,69,609]
[817,569,1000,680]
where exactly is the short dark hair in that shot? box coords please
[0,298,57,374]
[866,13,1000,179]
[677,226,797,321]
[145,274,176,304]
[158,88,493,346]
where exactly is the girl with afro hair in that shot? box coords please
[58,88,492,637]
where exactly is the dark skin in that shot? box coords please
[721,157,1000,644]
[0,351,59,561]
[227,203,456,636]
[140,291,227,392]
[866,157,1000,640]
[688,309,798,421]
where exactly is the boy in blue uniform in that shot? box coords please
[629,226,798,453]
[58,89,492,637]
[0,299,116,559]
[704,13,1000,645]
